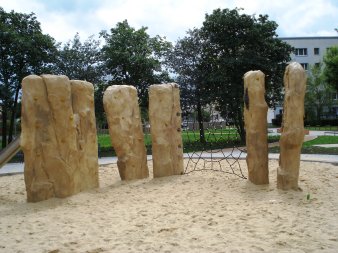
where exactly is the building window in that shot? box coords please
[294,48,308,56]
[314,48,319,55]
[300,63,308,70]
[315,62,320,67]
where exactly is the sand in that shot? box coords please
[0,159,337,253]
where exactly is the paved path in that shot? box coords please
[1,152,337,176]
[1,130,337,176]
[268,129,334,137]
[314,144,338,148]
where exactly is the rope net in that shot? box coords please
[181,105,247,179]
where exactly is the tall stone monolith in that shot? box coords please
[21,75,99,202]
[149,83,184,178]
[71,80,99,189]
[243,70,269,185]
[103,85,149,180]
[278,62,306,190]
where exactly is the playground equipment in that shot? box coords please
[0,137,21,169]
[103,85,149,180]
[243,70,269,185]
[21,75,99,202]
[1,62,306,202]
[278,62,307,190]
[149,83,184,177]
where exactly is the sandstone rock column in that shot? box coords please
[278,62,306,190]
[71,80,99,190]
[21,75,99,202]
[243,70,269,185]
[149,83,184,178]
[103,85,149,180]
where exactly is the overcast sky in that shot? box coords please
[1,0,337,43]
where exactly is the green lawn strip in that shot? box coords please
[182,128,238,134]
[268,135,280,143]
[182,133,239,143]
[97,134,112,148]
[270,146,338,155]
[302,136,338,147]
[97,133,280,156]
[269,136,338,155]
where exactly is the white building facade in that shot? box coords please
[281,36,338,71]
[272,36,338,122]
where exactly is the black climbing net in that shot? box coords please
[181,105,247,179]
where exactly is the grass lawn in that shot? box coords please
[6,130,336,163]
[269,136,338,155]
[98,131,280,155]
[99,133,337,156]
[98,134,152,148]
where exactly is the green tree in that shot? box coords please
[54,33,104,84]
[305,63,334,121]
[0,8,57,147]
[323,45,338,91]
[167,29,212,143]
[100,20,172,107]
[94,82,109,126]
[200,8,292,141]
[54,33,106,124]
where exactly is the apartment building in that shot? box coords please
[272,36,338,121]
[281,36,338,71]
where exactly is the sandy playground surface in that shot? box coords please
[0,159,337,253]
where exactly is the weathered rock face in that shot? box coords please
[278,62,306,190]
[149,83,184,178]
[243,70,269,185]
[21,75,99,202]
[103,85,149,180]
[71,80,99,190]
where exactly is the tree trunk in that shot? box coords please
[2,109,8,148]
[235,109,246,144]
[197,100,206,144]
[8,83,21,143]
[316,105,321,121]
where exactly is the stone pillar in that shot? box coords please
[103,85,149,180]
[21,75,99,202]
[71,80,99,189]
[149,83,184,178]
[278,62,306,190]
[243,70,269,185]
